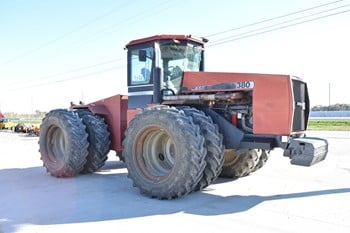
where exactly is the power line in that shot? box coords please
[208,8,350,47]
[0,0,173,67]
[8,5,350,90]
[0,1,174,92]
[0,1,133,66]
[205,0,344,38]
[4,64,125,92]
[65,0,174,50]
[209,3,350,46]
[3,1,349,91]
[5,58,123,88]
[1,1,175,91]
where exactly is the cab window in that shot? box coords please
[130,47,154,85]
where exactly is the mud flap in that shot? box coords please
[283,137,328,166]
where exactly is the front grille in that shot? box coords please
[292,79,310,132]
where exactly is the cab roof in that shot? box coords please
[125,34,207,48]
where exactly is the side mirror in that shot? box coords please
[138,50,147,62]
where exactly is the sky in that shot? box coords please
[0,0,349,113]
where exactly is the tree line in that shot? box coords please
[2,110,47,119]
[311,104,350,111]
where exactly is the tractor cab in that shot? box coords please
[125,35,207,108]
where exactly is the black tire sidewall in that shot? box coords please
[39,109,88,177]
[76,109,110,173]
[123,108,206,199]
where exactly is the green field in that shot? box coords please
[308,119,350,131]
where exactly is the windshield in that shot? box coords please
[159,42,202,94]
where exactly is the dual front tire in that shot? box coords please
[122,107,224,199]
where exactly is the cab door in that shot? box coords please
[127,45,155,109]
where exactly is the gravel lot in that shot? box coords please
[1,130,349,233]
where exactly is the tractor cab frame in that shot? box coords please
[126,35,206,109]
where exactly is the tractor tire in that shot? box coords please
[39,109,89,177]
[179,107,224,191]
[76,109,110,173]
[122,107,206,199]
[219,149,259,178]
[251,150,269,173]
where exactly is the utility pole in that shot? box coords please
[31,96,34,118]
[328,82,331,111]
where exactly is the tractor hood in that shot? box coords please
[180,71,309,135]
[181,71,282,93]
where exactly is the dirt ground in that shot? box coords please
[1,130,349,233]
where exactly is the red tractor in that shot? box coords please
[39,35,328,199]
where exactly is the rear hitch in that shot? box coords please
[283,137,328,166]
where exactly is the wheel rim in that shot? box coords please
[223,149,240,167]
[46,125,66,161]
[136,126,176,178]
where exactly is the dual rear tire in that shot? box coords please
[39,109,110,177]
